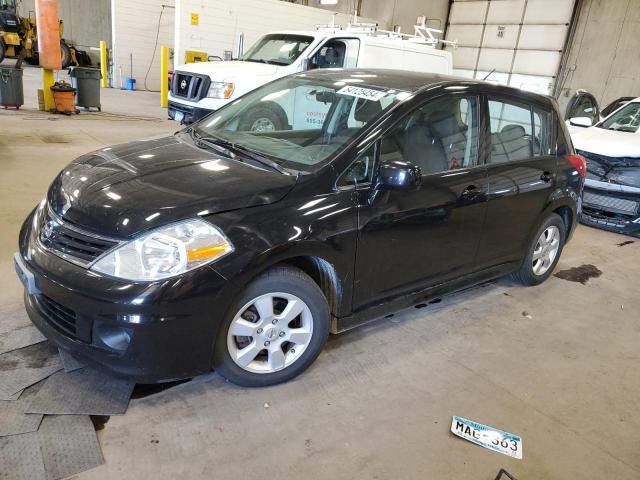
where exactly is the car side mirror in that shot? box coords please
[301,58,310,71]
[375,160,422,190]
[569,116,593,128]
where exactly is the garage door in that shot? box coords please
[444,0,576,95]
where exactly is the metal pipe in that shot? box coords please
[553,0,584,98]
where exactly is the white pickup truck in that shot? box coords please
[168,24,454,128]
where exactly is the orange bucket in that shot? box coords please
[50,81,76,114]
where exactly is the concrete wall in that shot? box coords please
[174,0,383,68]
[307,0,449,36]
[18,0,111,48]
[111,0,175,92]
[558,0,640,111]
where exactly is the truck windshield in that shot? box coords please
[242,34,314,66]
[192,76,406,172]
[598,102,640,133]
[0,0,16,11]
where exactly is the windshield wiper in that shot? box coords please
[190,129,289,175]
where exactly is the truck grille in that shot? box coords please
[37,207,120,267]
[171,72,210,101]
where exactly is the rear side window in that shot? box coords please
[488,99,552,163]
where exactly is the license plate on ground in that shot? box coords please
[174,111,185,123]
[451,416,522,459]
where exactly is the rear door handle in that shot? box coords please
[540,171,552,182]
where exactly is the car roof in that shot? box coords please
[296,68,553,102]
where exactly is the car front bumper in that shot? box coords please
[580,186,640,238]
[16,213,231,383]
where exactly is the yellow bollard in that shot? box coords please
[160,46,169,108]
[42,69,55,111]
[100,40,108,88]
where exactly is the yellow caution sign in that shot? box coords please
[190,13,199,26]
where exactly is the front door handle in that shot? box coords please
[461,184,478,198]
[540,171,552,182]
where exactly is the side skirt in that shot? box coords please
[331,262,518,334]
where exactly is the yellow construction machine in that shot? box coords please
[0,0,72,67]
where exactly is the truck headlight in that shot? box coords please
[91,219,233,281]
[207,82,235,99]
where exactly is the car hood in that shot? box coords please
[175,60,282,82]
[47,134,297,238]
[571,126,640,158]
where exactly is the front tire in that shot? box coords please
[512,213,565,286]
[214,266,330,387]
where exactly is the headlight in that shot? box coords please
[91,219,233,281]
[207,81,235,99]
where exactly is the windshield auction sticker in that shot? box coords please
[337,85,387,102]
[451,416,523,459]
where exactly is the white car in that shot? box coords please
[566,93,640,237]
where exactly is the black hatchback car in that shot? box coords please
[15,70,585,386]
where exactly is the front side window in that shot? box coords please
[337,144,376,187]
[309,39,360,70]
[378,95,480,175]
[243,34,313,66]
[598,102,640,133]
[194,78,406,171]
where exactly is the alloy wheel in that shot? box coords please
[227,292,314,374]
[532,225,560,276]
[250,117,276,132]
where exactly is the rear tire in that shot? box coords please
[24,54,40,66]
[214,266,330,387]
[512,213,565,286]
[60,41,72,68]
[238,104,287,132]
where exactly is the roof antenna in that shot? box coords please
[483,69,496,81]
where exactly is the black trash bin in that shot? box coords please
[69,67,102,111]
[0,66,24,110]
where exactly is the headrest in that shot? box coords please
[354,99,382,123]
[500,124,526,141]
[429,109,459,137]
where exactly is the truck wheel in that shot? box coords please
[60,41,72,68]
[214,265,330,387]
[239,104,287,132]
[24,54,40,66]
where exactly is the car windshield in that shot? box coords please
[242,34,314,66]
[192,76,407,172]
[598,102,640,133]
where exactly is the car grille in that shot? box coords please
[583,192,639,215]
[34,294,91,342]
[582,208,632,228]
[37,207,119,267]
[171,72,210,101]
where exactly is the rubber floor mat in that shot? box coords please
[57,348,85,373]
[0,342,62,400]
[38,415,104,479]
[0,432,46,480]
[25,368,135,415]
[0,381,44,437]
[0,325,46,355]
